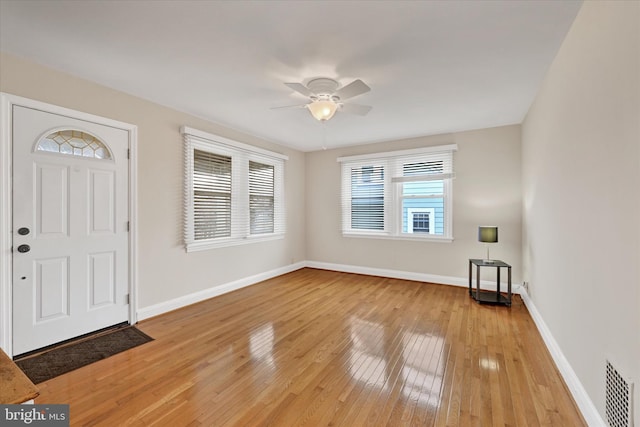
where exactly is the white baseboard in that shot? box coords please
[519,289,605,427]
[305,260,523,294]
[136,261,306,321]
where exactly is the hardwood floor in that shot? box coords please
[34,268,586,426]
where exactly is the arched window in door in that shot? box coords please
[36,129,112,160]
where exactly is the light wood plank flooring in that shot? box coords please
[34,268,586,426]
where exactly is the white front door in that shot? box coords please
[12,105,130,355]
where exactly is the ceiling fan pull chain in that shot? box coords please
[322,121,327,150]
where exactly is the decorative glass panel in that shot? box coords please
[37,130,112,160]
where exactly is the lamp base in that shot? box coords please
[483,259,495,264]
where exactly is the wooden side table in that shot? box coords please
[468,259,512,307]
[0,348,39,404]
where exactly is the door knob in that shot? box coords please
[17,244,30,253]
[18,227,30,235]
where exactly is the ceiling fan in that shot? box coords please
[274,78,372,121]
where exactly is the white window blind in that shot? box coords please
[249,161,275,235]
[193,150,232,240]
[183,126,287,252]
[339,144,456,241]
[350,164,385,231]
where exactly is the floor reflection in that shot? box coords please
[348,317,388,389]
[249,322,275,368]
[348,316,445,409]
[400,328,445,408]
[480,357,500,371]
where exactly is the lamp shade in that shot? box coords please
[478,226,498,243]
[307,100,338,121]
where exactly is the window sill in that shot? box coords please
[342,232,454,243]
[185,233,285,252]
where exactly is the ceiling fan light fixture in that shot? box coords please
[280,77,371,122]
[307,100,338,121]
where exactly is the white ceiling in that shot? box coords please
[0,1,582,152]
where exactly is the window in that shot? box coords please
[193,150,232,240]
[350,164,384,230]
[36,129,112,159]
[249,161,275,235]
[339,144,457,241]
[183,127,287,251]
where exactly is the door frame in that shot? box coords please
[0,93,139,357]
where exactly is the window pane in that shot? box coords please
[402,180,444,196]
[249,161,274,234]
[402,161,444,235]
[37,129,112,160]
[193,150,231,240]
[351,165,384,230]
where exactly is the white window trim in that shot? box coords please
[340,159,388,233]
[339,144,456,243]
[182,126,287,252]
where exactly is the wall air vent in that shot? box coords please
[606,359,634,427]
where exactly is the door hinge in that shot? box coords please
[127,149,130,159]
[125,294,130,305]
[127,221,130,232]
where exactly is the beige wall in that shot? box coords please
[522,1,640,424]
[306,125,523,283]
[0,52,307,309]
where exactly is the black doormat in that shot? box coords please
[14,326,153,384]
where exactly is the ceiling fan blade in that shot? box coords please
[335,79,370,101]
[270,103,309,110]
[284,82,313,97]
[339,103,372,116]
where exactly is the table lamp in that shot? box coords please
[478,226,498,264]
